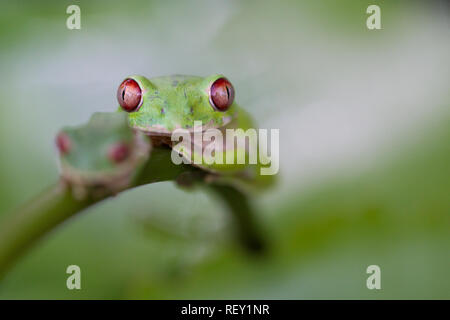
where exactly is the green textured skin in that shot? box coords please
[172,104,255,171]
[58,112,151,190]
[173,106,276,190]
[117,74,275,188]
[117,74,236,134]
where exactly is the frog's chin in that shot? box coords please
[58,163,133,200]
[133,116,234,136]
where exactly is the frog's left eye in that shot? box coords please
[117,79,142,112]
[209,77,235,112]
[108,142,130,164]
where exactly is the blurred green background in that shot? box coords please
[0,0,449,299]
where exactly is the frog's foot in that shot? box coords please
[175,171,207,189]
[149,135,173,148]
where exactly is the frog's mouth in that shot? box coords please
[134,115,234,136]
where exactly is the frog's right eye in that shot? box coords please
[117,79,142,112]
[107,142,130,164]
[56,132,71,155]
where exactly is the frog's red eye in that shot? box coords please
[108,143,130,164]
[56,132,71,155]
[117,79,142,112]
[209,77,234,112]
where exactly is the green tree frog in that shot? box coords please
[116,74,274,190]
[56,112,151,199]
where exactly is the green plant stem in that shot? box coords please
[206,184,266,253]
[0,147,265,280]
[0,147,185,280]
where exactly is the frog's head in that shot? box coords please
[56,112,150,195]
[116,74,237,135]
